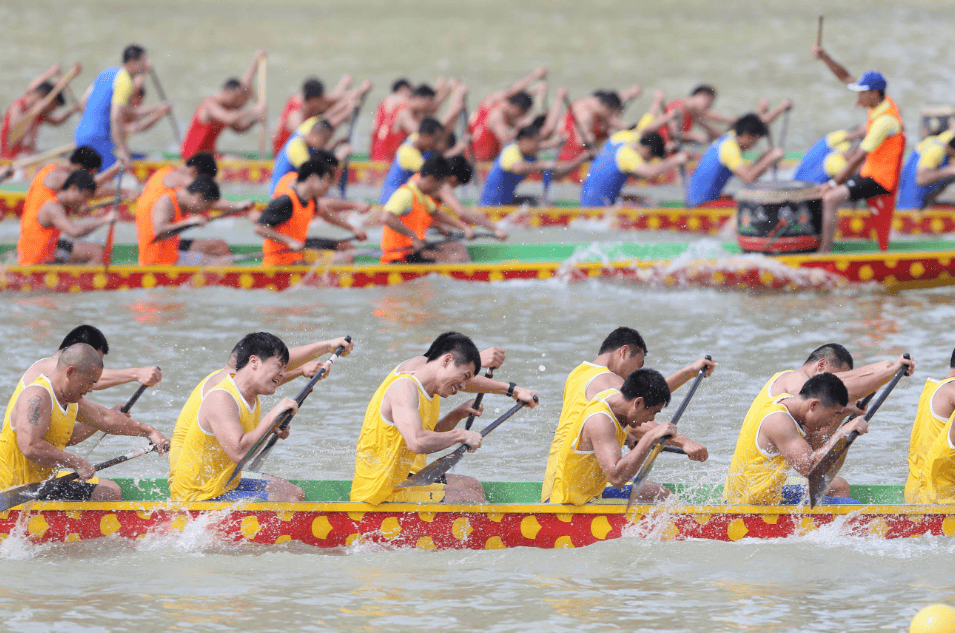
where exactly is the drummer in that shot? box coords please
[896,132,955,210]
[685,114,784,207]
[723,373,862,505]
[793,128,865,184]
[547,368,677,505]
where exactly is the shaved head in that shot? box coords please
[57,343,104,373]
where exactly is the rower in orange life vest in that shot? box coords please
[255,159,362,266]
[1,63,80,159]
[541,327,713,503]
[273,75,354,158]
[556,87,641,162]
[479,123,594,206]
[74,44,151,172]
[904,349,955,503]
[180,50,267,160]
[380,156,481,264]
[378,117,445,204]
[17,170,114,265]
[468,67,552,160]
[381,82,466,163]
[135,175,231,265]
[896,132,955,210]
[685,114,784,207]
[813,45,906,252]
[26,146,126,204]
[139,152,255,219]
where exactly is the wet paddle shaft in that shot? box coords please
[227,337,352,483]
[83,369,158,457]
[625,356,711,512]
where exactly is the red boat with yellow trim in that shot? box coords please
[1,480,952,549]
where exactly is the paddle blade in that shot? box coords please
[0,482,43,512]
[400,447,465,487]
[807,431,857,507]
[624,442,666,512]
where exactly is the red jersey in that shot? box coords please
[469,102,502,161]
[370,102,408,161]
[1,97,45,159]
[180,99,227,159]
[659,99,693,145]
[557,108,607,162]
[272,95,303,157]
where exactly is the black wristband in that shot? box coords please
[506,382,516,398]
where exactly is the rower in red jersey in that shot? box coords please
[370,79,412,160]
[2,64,80,159]
[376,81,465,162]
[556,86,642,162]
[180,50,267,159]
[272,74,352,157]
[468,67,555,161]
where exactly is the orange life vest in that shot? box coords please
[263,179,315,267]
[861,96,905,192]
[380,178,437,264]
[136,189,183,265]
[17,178,61,265]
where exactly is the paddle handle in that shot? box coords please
[563,94,590,148]
[63,443,165,484]
[338,94,367,197]
[120,368,158,414]
[464,367,494,430]
[661,446,686,455]
[279,336,352,431]
[863,354,910,421]
[817,16,824,47]
[478,396,537,438]
[150,68,182,145]
[103,167,125,270]
[668,355,711,428]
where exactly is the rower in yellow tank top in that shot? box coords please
[170,374,260,501]
[723,395,803,505]
[168,369,223,485]
[905,377,955,503]
[0,374,78,488]
[549,388,626,505]
[351,370,443,504]
[541,361,611,501]
[741,370,792,424]
[922,412,955,504]
[2,358,53,433]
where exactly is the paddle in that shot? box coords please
[625,355,711,512]
[807,354,910,507]
[563,94,591,150]
[103,167,125,270]
[773,105,792,182]
[460,95,482,190]
[7,64,82,148]
[150,203,253,243]
[232,236,355,264]
[0,442,165,512]
[338,94,368,199]
[83,367,159,458]
[464,368,494,431]
[7,143,77,173]
[226,336,352,483]
[257,56,268,155]
[817,15,824,47]
[365,231,499,260]
[400,395,538,488]
[149,67,182,146]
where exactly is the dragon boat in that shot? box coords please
[2,480,953,549]
[1,238,954,292]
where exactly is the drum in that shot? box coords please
[736,181,822,253]
[921,106,955,137]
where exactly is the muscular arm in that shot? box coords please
[435,184,502,235]
[812,46,855,84]
[75,398,166,445]
[589,414,673,487]
[764,411,865,476]
[388,380,472,454]
[201,392,295,463]
[94,366,162,390]
[665,357,716,392]
[730,150,782,183]
[13,388,88,471]
[39,201,110,239]
[834,356,915,401]
[152,195,198,236]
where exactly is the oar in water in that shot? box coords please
[226,336,352,483]
[102,167,125,271]
[83,368,159,458]
[359,231,499,260]
[149,67,182,146]
[464,367,494,431]
[625,355,711,512]
[1,442,166,512]
[339,94,368,199]
[150,204,253,243]
[807,354,911,507]
[400,396,538,488]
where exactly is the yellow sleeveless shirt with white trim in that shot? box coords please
[351,370,440,504]
[723,395,804,505]
[923,413,955,504]
[170,374,260,501]
[168,369,223,484]
[906,377,955,503]
[0,374,78,488]
[549,388,626,505]
[542,362,613,501]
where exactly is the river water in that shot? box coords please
[1,0,955,631]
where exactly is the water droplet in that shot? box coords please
[538,365,546,371]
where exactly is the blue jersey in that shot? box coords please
[74,68,122,171]
[897,138,953,210]
[793,135,832,184]
[686,135,737,207]
[378,138,429,204]
[478,144,535,206]
[580,140,642,206]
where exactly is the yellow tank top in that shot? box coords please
[0,374,78,488]
[549,389,626,505]
[905,377,955,503]
[723,395,804,505]
[169,374,260,501]
[2,358,53,434]
[923,413,955,504]
[168,369,223,484]
[541,362,612,501]
[740,370,792,425]
[351,370,440,504]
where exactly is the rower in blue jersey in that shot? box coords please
[896,131,955,209]
[580,130,689,206]
[377,118,443,204]
[74,45,150,172]
[270,117,332,195]
[479,125,593,206]
[793,129,861,184]
[685,114,783,207]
